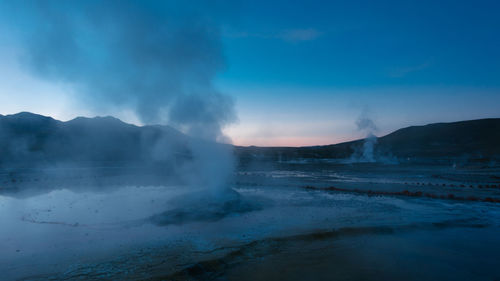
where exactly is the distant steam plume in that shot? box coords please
[355,117,378,133]
[351,113,378,162]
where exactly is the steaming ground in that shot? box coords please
[1,162,500,280]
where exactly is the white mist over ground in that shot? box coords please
[1,163,500,280]
[0,0,243,238]
[1,2,499,280]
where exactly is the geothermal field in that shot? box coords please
[1,159,499,280]
[1,1,500,280]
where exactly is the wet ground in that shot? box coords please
[1,162,499,280]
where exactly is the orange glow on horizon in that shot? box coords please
[228,135,356,147]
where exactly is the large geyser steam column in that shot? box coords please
[3,1,237,190]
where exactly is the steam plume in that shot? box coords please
[3,0,236,140]
[351,113,378,162]
[2,1,237,192]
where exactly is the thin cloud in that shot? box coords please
[280,28,322,42]
[223,28,322,42]
[388,61,432,78]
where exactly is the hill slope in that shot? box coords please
[236,118,500,161]
[0,112,189,167]
[1,113,499,167]
[375,118,500,158]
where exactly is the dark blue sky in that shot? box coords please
[219,0,500,87]
[0,0,499,145]
[217,0,500,145]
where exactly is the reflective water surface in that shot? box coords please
[1,163,499,280]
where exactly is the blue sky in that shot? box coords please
[219,1,500,88]
[0,0,499,146]
[218,0,500,145]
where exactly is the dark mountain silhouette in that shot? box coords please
[1,112,499,167]
[0,112,189,168]
[235,118,500,162]
[373,119,500,158]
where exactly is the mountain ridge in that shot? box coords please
[0,112,189,167]
[235,118,500,162]
[1,112,499,166]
